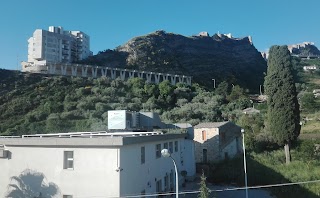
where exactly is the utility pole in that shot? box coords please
[259,85,262,95]
[212,79,216,89]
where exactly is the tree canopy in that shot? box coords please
[264,45,300,146]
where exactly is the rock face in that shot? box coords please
[288,42,320,57]
[81,30,267,90]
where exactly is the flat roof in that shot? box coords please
[0,132,186,148]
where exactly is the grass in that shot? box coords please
[301,120,320,134]
[209,144,320,198]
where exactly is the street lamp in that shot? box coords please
[161,148,178,198]
[212,79,216,89]
[241,129,248,198]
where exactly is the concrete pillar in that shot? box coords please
[111,68,117,79]
[129,70,136,78]
[146,72,153,83]
[163,74,169,81]
[92,66,98,78]
[170,75,177,85]
[101,68,107,77]
[61,65,67,75]
[178,76,184,84]
[49,64,56,74]
[155,73,161,84]
[82,66,88,77]
[72,65,78,76]
[186,77,192,86]
[138,71,144,78]
[120,69,126,80]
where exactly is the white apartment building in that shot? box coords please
[22,26,92,72]
[0,131,195,198]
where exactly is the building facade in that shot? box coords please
[22,26,92,72]
[0,131,195,198]
[193,121,242,163]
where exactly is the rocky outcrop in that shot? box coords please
[288,42,320,57]
[80,31,267,90]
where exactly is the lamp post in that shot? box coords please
[161,148,178,198]
[241,129,248,198]
[212,79,216,89]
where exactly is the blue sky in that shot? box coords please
[1,0,319,70]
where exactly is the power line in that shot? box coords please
[74,179,320,198]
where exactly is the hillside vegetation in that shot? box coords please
[0,69,252,135]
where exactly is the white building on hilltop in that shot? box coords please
[22,26,92,72]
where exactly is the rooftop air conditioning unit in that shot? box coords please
[0,149,8,158]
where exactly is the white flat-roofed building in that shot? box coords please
[0,131,195,198]
[22,26,92,72]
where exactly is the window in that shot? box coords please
[170,170,174,190]
[169,142,173,153]
[156,144,161,158]
[174,141,178,152]
[63,195,73,198]
[156,179,162,193]
[63,151,74,169]
[202,130,207,141]
[164,174,169,192]
[141,146,145,164]
[164,142,168,149]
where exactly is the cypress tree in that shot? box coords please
[198,172,211,198]
[264,45,300,164]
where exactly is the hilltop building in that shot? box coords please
[22,26,92,72]
[0,110,196,198]
[288,42,315,53]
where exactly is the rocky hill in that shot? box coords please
[288,42,320,57]
[80,31,267,91]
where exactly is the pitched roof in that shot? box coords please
[194,121,229,129]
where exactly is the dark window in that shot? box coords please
[174,141,178,152]
[169,142,173,153]
[141,146,145,164]
[156,144,161,158]
[63,151,74,169]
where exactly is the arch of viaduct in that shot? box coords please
[38,63,192,86]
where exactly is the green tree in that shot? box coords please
[215,81,229,97]
[300,92,317,112]
[264,45,301,164]
[159,80,174,97]
[198,172,211,198]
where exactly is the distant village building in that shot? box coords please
[217,32,233,39]
[22,26,93,72]
[0,110,196,198]
[193,121,242,163]
[198,31,210,37]
[242,107,260,115]
[287,42,315,53]
[303,65,317,71]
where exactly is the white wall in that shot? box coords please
[0,146,120,198]
[119,138,186,197]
